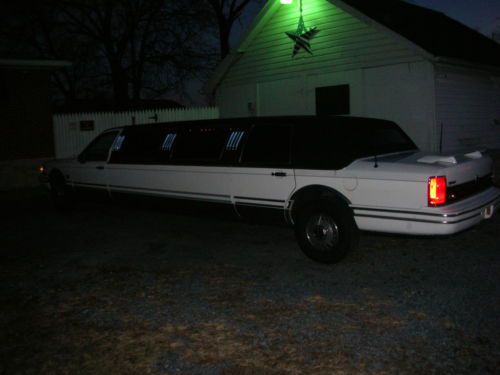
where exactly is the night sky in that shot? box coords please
[233,0,500,42]
[409,0,500,37]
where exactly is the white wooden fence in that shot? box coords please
[53,106,219,158]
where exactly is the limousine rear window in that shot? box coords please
[346,123,418,159]
[292,120,417,169]
[226,131,245,151]
[161,133,177,151]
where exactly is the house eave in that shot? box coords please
[431,56,500,74]
[327,0,435,61]
[203,0,281,94]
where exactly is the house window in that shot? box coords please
[315,84,350,115]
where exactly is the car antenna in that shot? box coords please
[373,154,379,168]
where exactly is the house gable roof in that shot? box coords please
[336,0,500,67]
[205,0,500,93]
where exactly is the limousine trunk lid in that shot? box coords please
[408,150,492,187]
[347,150,495,210]
[351,150,493,186]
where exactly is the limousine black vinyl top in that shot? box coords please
[84,116,418,170]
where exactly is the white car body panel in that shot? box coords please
[105,164,234,204]
[41,126,500,238]
[229,167,296,210]
[352,187,500,235]
[70,161,108,191]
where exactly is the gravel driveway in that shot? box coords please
[1,188,499,375]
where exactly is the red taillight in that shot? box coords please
[428,176,447,206]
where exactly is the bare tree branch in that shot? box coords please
[205,0,259,59]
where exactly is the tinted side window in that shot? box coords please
[241,125,291,166]
[220,129,248,164]
[172,126,228,162]
[83,131,119,162]
[293,125,350,169]
[109,127,166,164]
[344,122,417,159]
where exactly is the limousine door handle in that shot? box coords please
[96,166,104,170]
[271,171,287,177]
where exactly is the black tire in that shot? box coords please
[49,173,72,210]
[294,200,358,263]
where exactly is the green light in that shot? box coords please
[280,0,293,4]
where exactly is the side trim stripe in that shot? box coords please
[234,196,285,203]
[72,181,107,188]
[108,184,230,199]
[355,212,480,225]
[352,196,500,219]
[235,202,283,210]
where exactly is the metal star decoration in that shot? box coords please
[285,3,319,57]
[286,24,319,57]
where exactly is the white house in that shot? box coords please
[205,0,500,153]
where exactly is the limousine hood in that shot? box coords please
[350,150,493,186]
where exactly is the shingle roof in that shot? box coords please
[340,0,500,66]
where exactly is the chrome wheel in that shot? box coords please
[305,214,339,251]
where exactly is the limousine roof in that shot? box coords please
[110,115,398,132]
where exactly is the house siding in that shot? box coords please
[218,60,437,151]
[362,61,437,152]
[219,0,423,88]
[216,0,439,150]
[215,0,500,153]
[435,64,500,153]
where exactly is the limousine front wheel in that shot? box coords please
[295,201,358,263]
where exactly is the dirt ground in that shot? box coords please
[1,188,499,375]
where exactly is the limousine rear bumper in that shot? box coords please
[352,187,500,235]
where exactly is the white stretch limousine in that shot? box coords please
[40,116,500,263]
